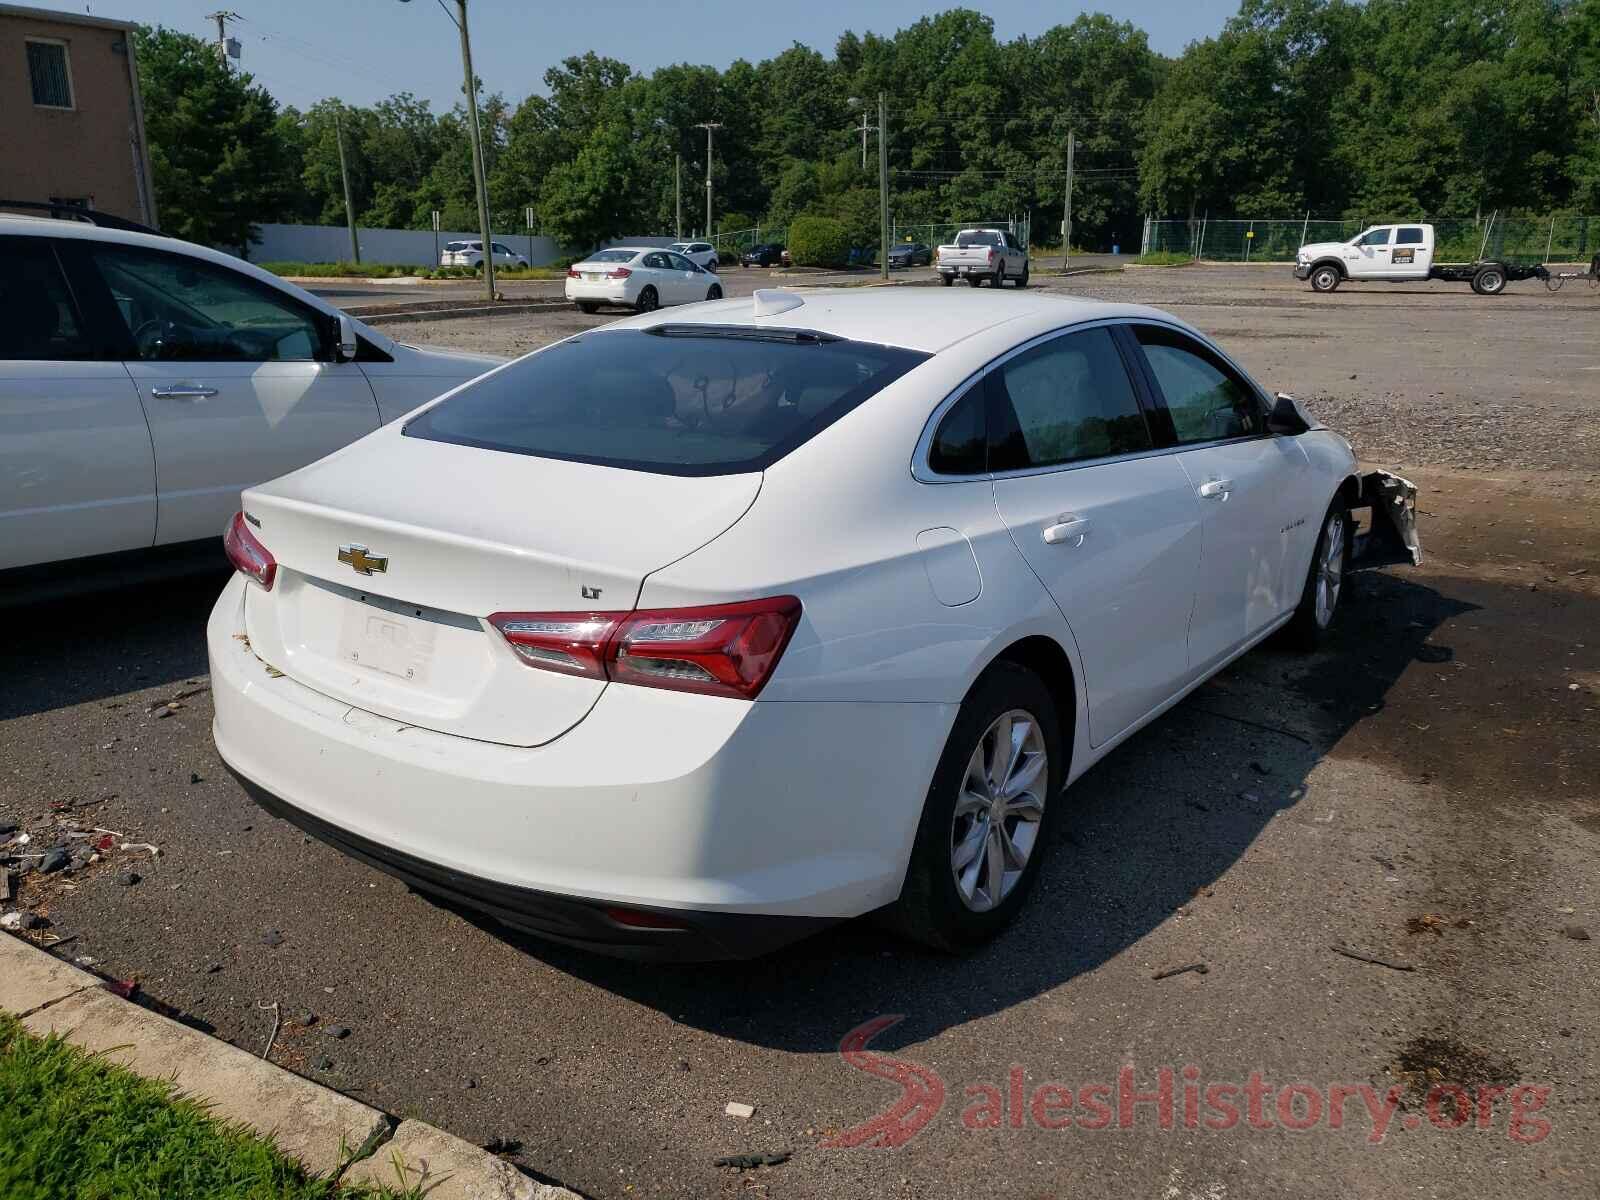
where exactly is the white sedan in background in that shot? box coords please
[209,289,1418,960]
[565,247,723,313]
[0,213,501,584]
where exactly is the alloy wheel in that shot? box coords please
[949,710,1047,912]
[1314,511,1346,628]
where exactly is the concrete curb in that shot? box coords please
[1,933,580,1197]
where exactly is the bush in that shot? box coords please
[787,214,852,268]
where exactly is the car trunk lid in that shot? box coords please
[239,434,760,747]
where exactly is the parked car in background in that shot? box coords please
[208,287,1418,961]
[889,242,933,268]
[669,241,720,270]
[935,228,1029,287]
[439,240,530,271]
[741,243,785,268]
[0,212,502,580]
[566,247,723,313]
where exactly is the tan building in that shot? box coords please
[0,3,156,226]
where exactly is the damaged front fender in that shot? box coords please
[1352,470,1421,568]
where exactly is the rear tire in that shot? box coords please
[1471,265,1506,295]
[885,661,1064,952]
[1285,499,1352,649]
[1310,264,1341,293]
[634,286,659,313]
[1015,263,1029,288]
[576,301,598,314]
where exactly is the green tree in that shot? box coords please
[134,26,295,247]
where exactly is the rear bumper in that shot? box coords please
[229,767,830,960]
[206,576,947,958]
[564,279,632,304]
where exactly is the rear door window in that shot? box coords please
[987,327,1153,471]
[405,328,927,476]
[1395,227,1426,245]
[0,237,92,360]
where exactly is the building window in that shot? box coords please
[26,39,74,109]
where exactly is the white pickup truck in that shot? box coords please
[935,228,1030,287]
[1295,222,1546,296]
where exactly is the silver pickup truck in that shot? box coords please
[935,228,1030,287]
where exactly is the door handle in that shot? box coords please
[1042,515,1092,546]
[150,383,219,400]
[1197,478,1233,500]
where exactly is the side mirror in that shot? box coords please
[1266,392,1311,436]
[335,313,358,363]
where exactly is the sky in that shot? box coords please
[74,0,1240,113]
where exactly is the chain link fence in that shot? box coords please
[1143,215,1600,264]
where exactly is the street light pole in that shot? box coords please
[693,122,721,242]
[675,153,683,240]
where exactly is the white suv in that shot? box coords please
[439,240,530,270]
[668,241,720,270]
[0,210,503,581]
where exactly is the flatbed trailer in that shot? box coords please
[1426,260,1548,295]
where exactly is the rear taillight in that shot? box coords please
[223,511,275,590]
[566,266,580,278]
[607,267,632,279]
[488,596,801,700]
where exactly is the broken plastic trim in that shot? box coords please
[1352,469,1422,568]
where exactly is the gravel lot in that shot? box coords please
[3,265,1598,1199]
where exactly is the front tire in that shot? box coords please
[1286,500,1352,649]
[886,662,1064,952]
[706,284,722,301]
[1015,263,1029,288]
[967,273,982,287]
[1310,264,1341,293]
[634,286,659,313]
[993,263,1005,288]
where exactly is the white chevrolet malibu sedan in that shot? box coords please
[208,289,1418,959]
[564,247,723,313]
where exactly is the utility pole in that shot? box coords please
[1062,128,1075,272]
[204,10,239,71]
[675,153,683,240]
[455,0,495,301]
[693,122,722,243]
[335,111,359,263]
[877,91,889,281]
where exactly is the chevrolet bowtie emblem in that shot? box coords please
[337,544,388,575]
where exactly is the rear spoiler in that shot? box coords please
[1352,470,1421,568]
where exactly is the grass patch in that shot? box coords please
[1133,251,1197,266]
[0,1011,416,1200]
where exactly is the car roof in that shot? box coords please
[600,288,1189,354]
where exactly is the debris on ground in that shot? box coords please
[261,929,285,948]
[1406,914,1448,936]
[482,1136,522,1156]
[114,870,140,887]
[311,1054,335,1071]
[1564,925,1592,941]
[715,1151,791,1170]
[1152,962,1209,980]
[724,1102,756,1119]
[1332,943,1416,971]
[39,847,70,874]
[325,1025,351,1039]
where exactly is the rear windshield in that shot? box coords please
[586,249,637,263]
[404,327,927,476]
[955,231,1001,247]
